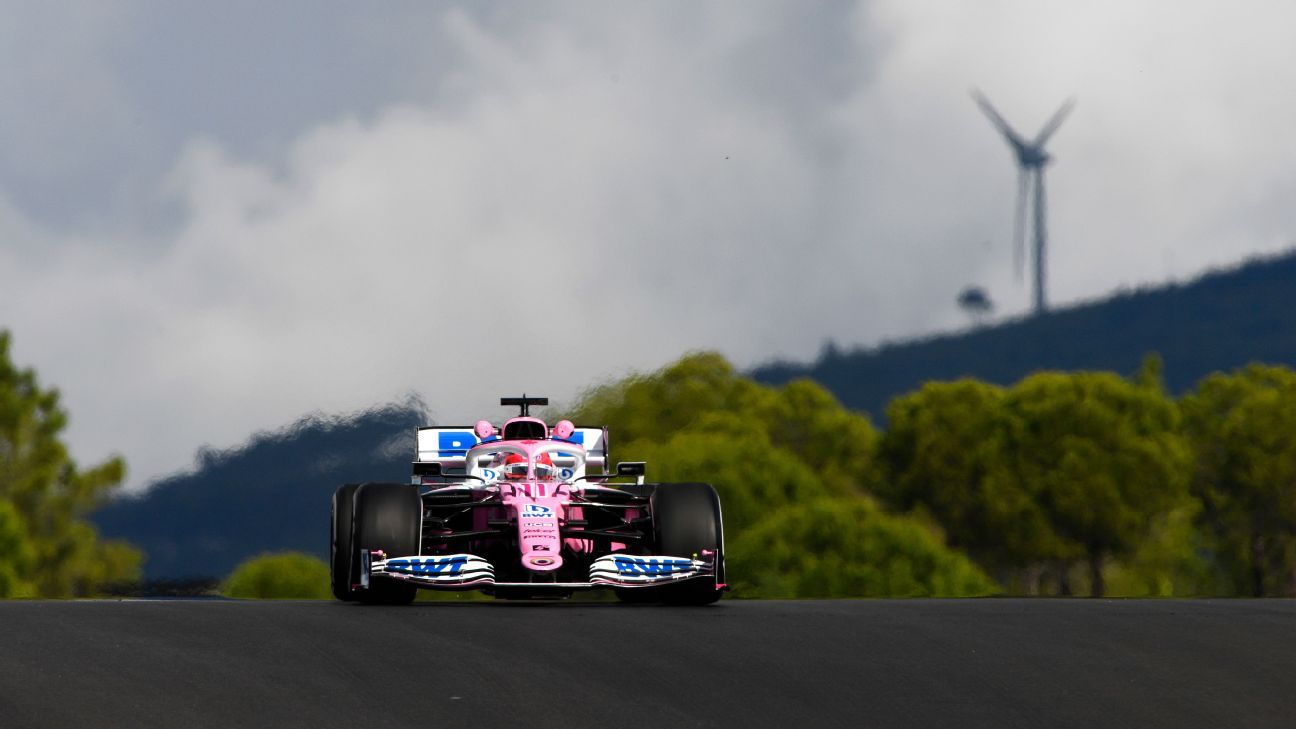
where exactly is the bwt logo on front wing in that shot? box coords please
[386,557,466,576]
[613,557,694,576]
[522,504,554,518]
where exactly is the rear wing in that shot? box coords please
[415,425,609,474]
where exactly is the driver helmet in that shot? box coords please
[502,453,529,480]
[533,452,556,481]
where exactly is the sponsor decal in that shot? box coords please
[522,504,554,518]
[481,469,498,481]
[432,430,497,457]
[532,544,551,551]
[560,468,574,479]
[386,556,467,576]
[436,431,478,457]
[613,556,694,576]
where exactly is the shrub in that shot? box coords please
[222,552,331,599]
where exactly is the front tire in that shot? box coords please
[331,484,360,601]
[352,483,422,605]
[650,482,725,605]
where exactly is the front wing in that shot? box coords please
[363,550,717,590]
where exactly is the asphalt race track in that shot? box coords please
[1,599,1294,729]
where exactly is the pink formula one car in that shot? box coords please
[330,396,725,605]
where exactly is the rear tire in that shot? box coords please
[353,483,422,605]
[650,482,725,606]
[331,484,361,601]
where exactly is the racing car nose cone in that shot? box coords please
[516,500,563,571]
[523,553,563,571]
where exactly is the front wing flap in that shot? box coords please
[362,550,717,590]
[370,553,496,586]
[589,553,715,587]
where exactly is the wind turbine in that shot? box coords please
[972,90,1075,315]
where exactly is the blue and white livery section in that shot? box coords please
[589,554,712,586]
[414,426,608,475]
[371,554,496,586]
[363,551,715,591]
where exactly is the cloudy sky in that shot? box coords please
[2,1,1293,490]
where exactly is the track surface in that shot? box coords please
[2,599,1294,728]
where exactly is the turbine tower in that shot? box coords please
[972,90,1074,315]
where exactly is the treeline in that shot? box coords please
[567,352,995,598]
[566,351,1296,598]
[7,324,1296,599]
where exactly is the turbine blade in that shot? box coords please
[1014,169,1028,282]
[1032,97,1076,147]
[971,88,1027,148]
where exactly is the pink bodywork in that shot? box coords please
[461,434,630,575]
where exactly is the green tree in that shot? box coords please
[0,330,141,596]
[570,351,752,443]
[754,379,880,489]
[880,379,1066,591]
[881,369,1195,597]
[569,352,882,493]
[729,498,997,598]
[1180,364,1296,596]
[619,428,837,534]
[1001,371,1193,596]
[567,352,999,598]
[1100,502,1221,597]
[222,552,332,599]
[0,500,35,597]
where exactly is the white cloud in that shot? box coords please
[2,6,837,487]
[1,1,1294,489]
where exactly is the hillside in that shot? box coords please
[753,250,1296,420]
[93,403,425,579]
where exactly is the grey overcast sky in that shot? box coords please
[2,1,1293,490]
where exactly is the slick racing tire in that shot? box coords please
[650,482,725,606]
[353,483,421,606]
[331,484,361,601]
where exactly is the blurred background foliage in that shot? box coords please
[568,350,1296,598]
[7,326,1296,599]
[222,552,332,599]
[566,353,991,598]
[0,331,141,597]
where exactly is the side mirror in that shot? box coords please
[412,461,443,477]
[615,462,646,477]
[552,420,575,440]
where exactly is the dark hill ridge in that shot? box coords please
[94,402,426,579]
[753,249,1296,420]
